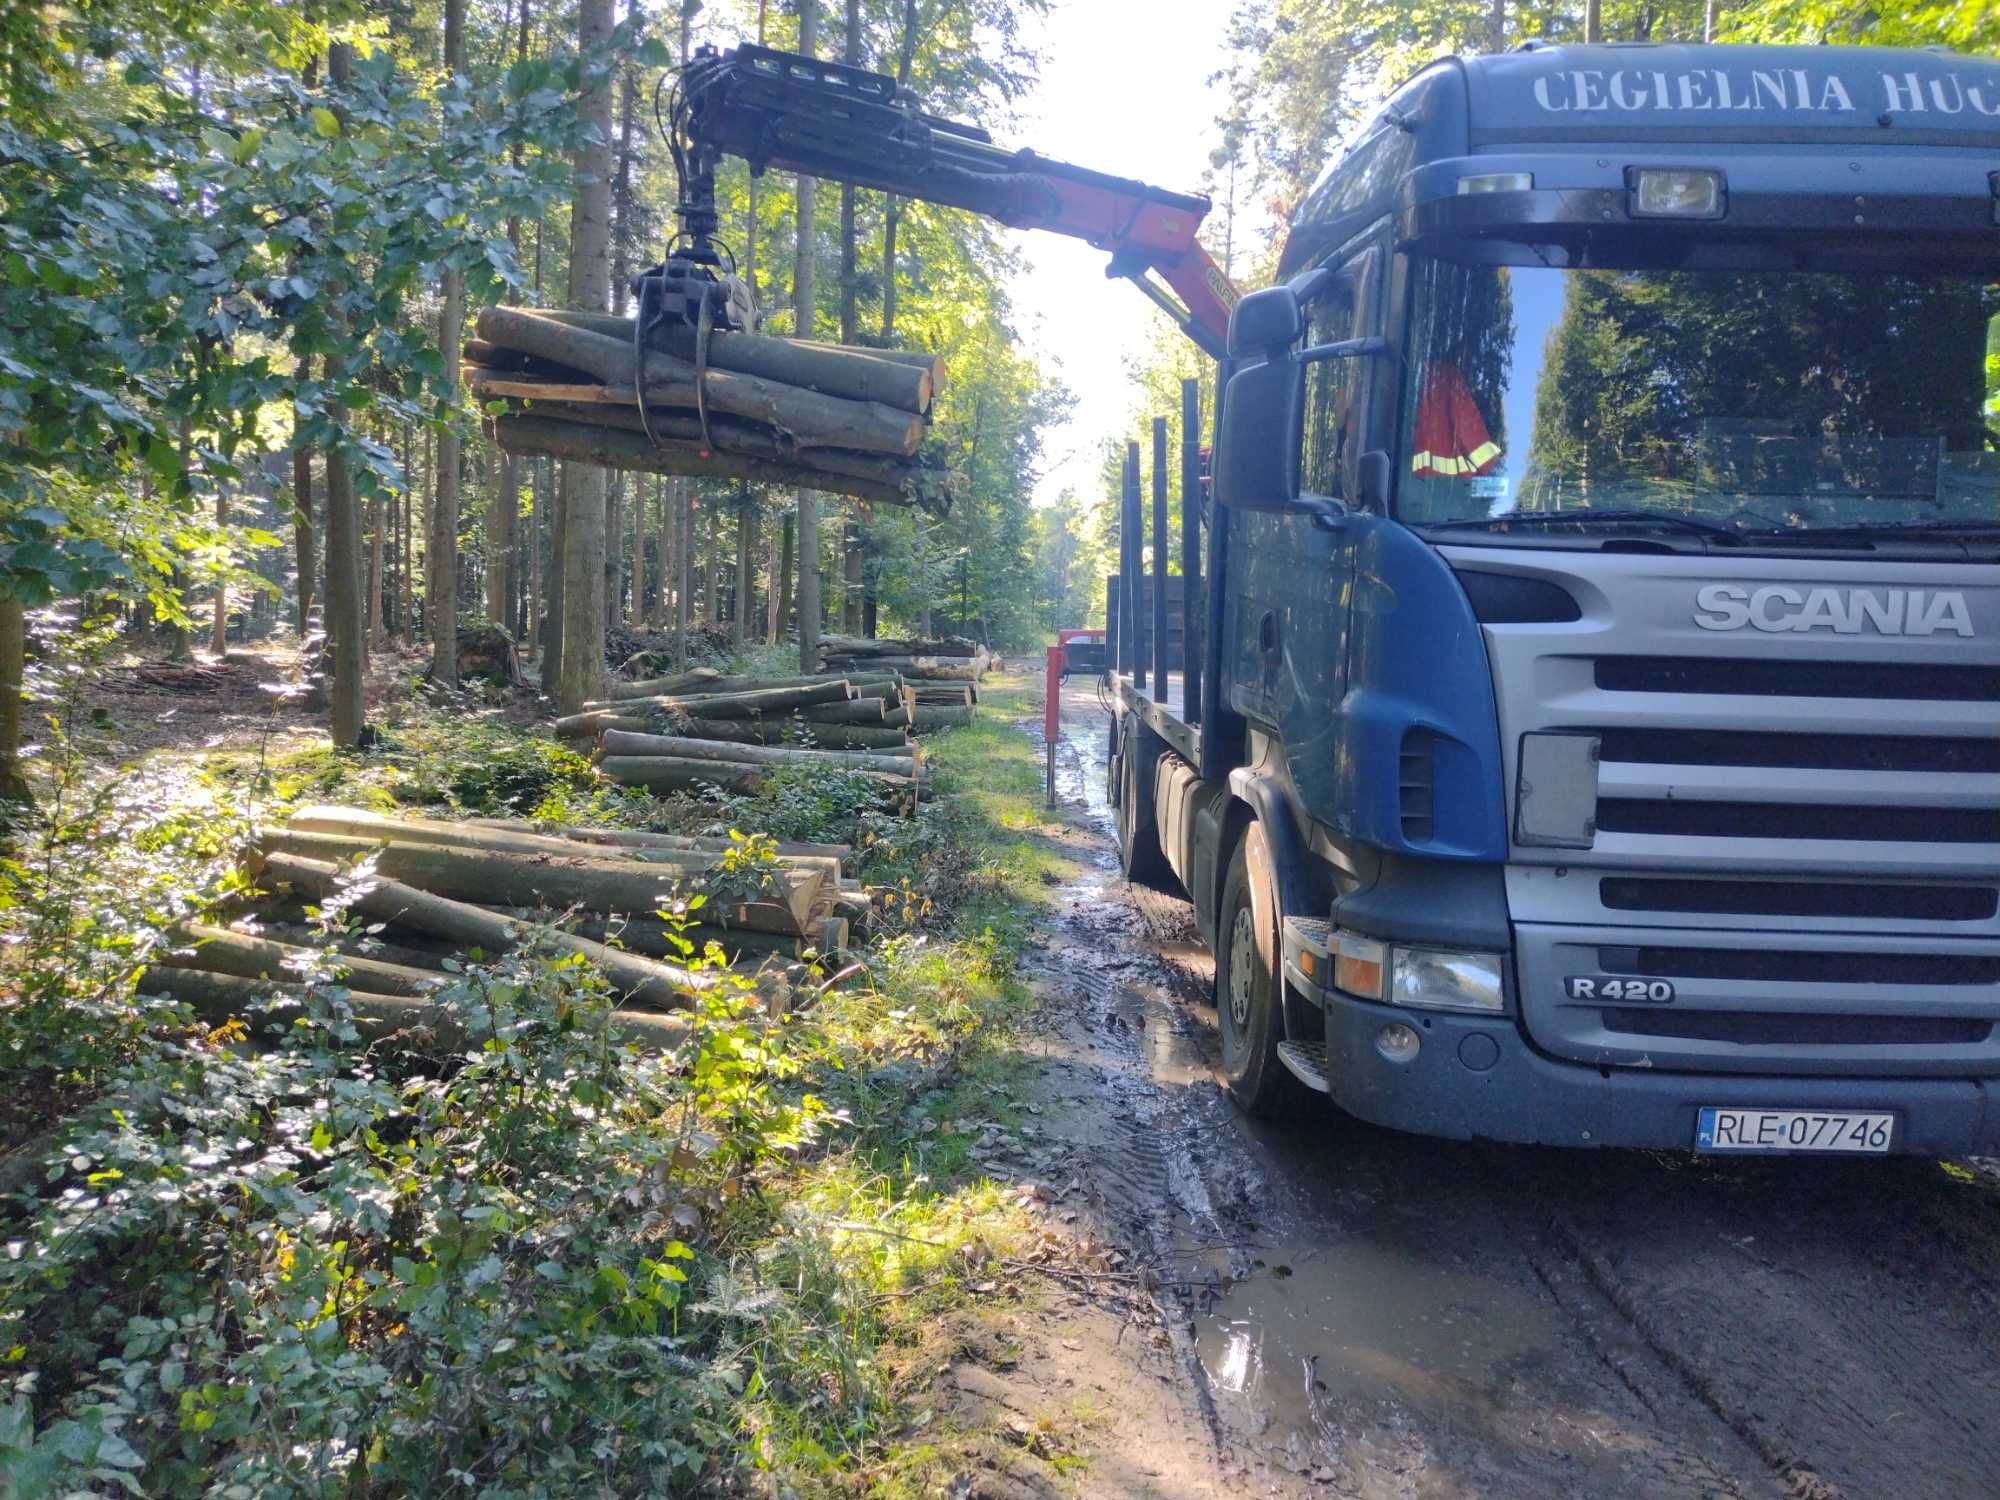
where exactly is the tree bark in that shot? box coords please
[264,833,821,936]
[793,0,822,677]
[0,595,29,810]
[1584,0,1602,42]
[607,665,723,699]
[469,309,925,453]
[764,511,782,641]
[674,478,691,667]
[524,309,933,412]
[488,455,517,626]
[430,0,467,687]
[778,511,794,638]
[611,679,850,716]
[253,852,714,1010]
[597,729,916,778]
[491,416,918,509]
[142,963,692,1053]
[881,0,918,341]
[627,466,645,628]
[554,0,615,714]
[910,703,973,731]
[166,924,445,998]
[291,387,315,638]
[732,490,752,647]
[600,754,913,801]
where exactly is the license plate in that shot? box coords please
[1696,1108,1894,1155]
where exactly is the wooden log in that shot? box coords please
[476,307,923,455]
[260,832,823,937]
[462,820,851,865]
[912,686,974,705]
[527,307,945,393]
[257,922,464,974]
[597,755,917,800]
[518,401,952,496]
[789,698,884,724]
[609,666,724,698]
[597,729,918,779]
[662,718,914,753]
[555,709,646,740]
[279,811,720,872]
[164,924,445,998]
[911,704,975,732]
[491,415,913,509]
[819,633,979,659]
[485,907,830,963]
[823,655,982,681]
[623,680,853,717]
[136,965,691,1054]
[254,852,716,1010]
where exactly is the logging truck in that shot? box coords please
[662,40,2000,1155]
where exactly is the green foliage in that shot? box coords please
[700,829,785,904]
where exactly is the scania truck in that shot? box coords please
[1111,42,2000,1154]
[649,35,1996,1154]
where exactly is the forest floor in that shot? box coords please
[15,646,2000,1498]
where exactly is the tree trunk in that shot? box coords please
[166,923,446,998]
[429,0,467,687]
[1584,0,1602,41]
[1488,0,1505,51]
[604,473,624,631]
[910,703,973,732]
[600,754,912,801]
[365,492,385,660]
[778,511,794,638]
[488,455,517,626]
[610,680,851,716]
[793,0,821,676]
[291,392,315,639]
[764,511,781,641]
[554,0,615,713]
[674,479,692,667]
[0,595,29,810]
[880,0,918,340]
[607,665,723,700]
[703,502,720,623]
[733,491,753,647]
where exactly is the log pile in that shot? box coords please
[817,632,996,685]
[140,806,879,1035]
[556,668,975,799]
[465,307,956,513]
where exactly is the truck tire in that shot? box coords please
[1116,720,1170,887]
[1215,821,1312,1117]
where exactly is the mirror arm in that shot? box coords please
[1294,495,1350,531]
[1297,335,1389,366]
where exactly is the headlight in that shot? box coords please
[1389,946,1505,1014]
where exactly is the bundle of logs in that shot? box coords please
[138,806,875,1055]
[816,633,994,699]
[466,307,956,513]
[551,666,975,801]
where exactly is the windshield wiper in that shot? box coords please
[1730,518,2000,540]
[1423,509,1740,538]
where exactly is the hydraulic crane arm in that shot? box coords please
[660,42,1237,357]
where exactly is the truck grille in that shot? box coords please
[1455,547,2000,1076]
[1598,877,1998,922]
[1595,655,2000,701]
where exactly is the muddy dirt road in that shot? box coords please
[1017,677,2000,1499]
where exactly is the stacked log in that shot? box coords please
[138,804,883,1033]
[817,633,995,684]
[465,307,956,513]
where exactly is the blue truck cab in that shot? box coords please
[1110,42,2000,1155]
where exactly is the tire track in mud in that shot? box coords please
[1022,682,2000,1499]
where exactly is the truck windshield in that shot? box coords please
[1396,260,2000,536]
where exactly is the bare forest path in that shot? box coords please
[978,670,2000,1500]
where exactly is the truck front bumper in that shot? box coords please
[1319,994,2000,1154]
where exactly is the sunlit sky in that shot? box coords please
[997,1,1252,509]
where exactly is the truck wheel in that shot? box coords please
[1116,722,1170,886]
[1215,822,1311,1117]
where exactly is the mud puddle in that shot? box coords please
[1016,677,2000,1499]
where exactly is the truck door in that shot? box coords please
[1224,239,1383,822]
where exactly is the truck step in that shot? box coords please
[1276,1040,1332,1093]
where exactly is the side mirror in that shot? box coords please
[1226,285,1302,358]
[1213,355,1303,514]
